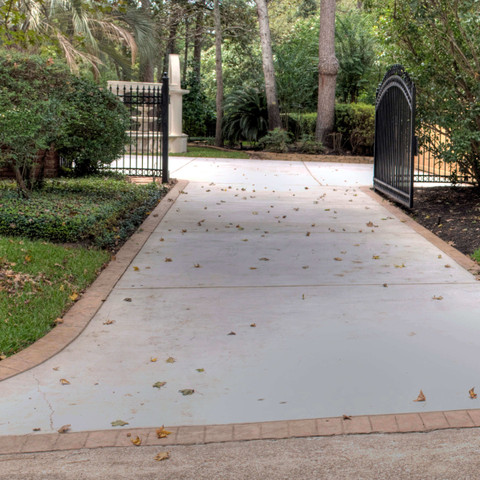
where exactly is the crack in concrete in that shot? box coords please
[33,374,54,431]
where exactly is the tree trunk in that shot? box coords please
[139,0,154,82]
[315,0,339,144]
[256,0,282,131]
[183,17,189,85]
[214,0,224,147]
[193,8,204,81]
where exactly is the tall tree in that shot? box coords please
[139,0,154,82]
[256,0,282,130]
[214,0,224,146]
[315,0,339,143]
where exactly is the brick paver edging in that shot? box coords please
[1,410,480,455]
[361,187,480,278]
[0,179,189,382]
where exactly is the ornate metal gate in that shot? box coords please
[373,65,416,208]
[108,74,169,183]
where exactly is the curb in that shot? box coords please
[1,410,480,455]
[0,179,189,382]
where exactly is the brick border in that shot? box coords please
[361,186,480,278]
[2,410,480,455]
[0,179,189,382]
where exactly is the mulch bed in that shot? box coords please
[408,186,480,256]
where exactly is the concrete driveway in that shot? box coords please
[1,157,480,437]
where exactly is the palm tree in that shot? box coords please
[0,0,154,78]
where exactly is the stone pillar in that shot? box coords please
[168,54,189,153]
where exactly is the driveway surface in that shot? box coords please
[1,157,480,437]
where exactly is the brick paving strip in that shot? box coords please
[1,181,480,455]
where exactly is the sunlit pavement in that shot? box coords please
[1,157,479,436]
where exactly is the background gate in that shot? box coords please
[108,74,169,183]
[373,65,416,208]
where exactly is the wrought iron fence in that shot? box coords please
[107,74,169,182]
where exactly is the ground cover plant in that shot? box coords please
[0,176,168,250]
[0,236,110,357]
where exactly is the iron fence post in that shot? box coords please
[161,73,169,184]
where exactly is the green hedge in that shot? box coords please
[288,103,375,155]
[0,177,168,249]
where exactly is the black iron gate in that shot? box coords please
[373,65,416,208]
[108,74,169,183]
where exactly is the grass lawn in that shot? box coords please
[0,236,110,357]
[170,145,250,159]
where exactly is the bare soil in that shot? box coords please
[408,186,480,256]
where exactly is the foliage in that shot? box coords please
[368,0,480,186]
[258,128,293,153]
[274,17,319,112]
[0,50,130,188]
[182,69,216,137]
[297,134,325,154]
[222,87,268,144]
[0,177,168,249]
[288,103,375,154]
[0,236,109,357]
[334,102,375,155]
[55,78,130,176]
[335,10,378,103]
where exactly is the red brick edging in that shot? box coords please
[1,410,480,455]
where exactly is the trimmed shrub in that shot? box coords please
[55,79,130,176]
[258,128,293,153]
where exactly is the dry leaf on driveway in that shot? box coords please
[179,389,194,396]
[156,426,172,438]
[60,378,70,385]
[166,357,176,364]
[414,390,426,402]
[432,295,443,300]
[153,382,167,389]
[155,451,170,461]
[111,420,129,427]
[470,387,477,399]
[57,424,71,434]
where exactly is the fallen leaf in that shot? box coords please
[414,390,426,402]
[383,283,388,288]
[196,368,205,373]
[156,426,172,438]
[432,295,443,300]
[166,357,176,363]
[372,255,380,260]
[164,257,172,262]
[103,319,115,325]
[133,266,140,271]
[306,232,311,237]
[69,293,78,301]
[394,263,406,268]
[123,298,132,302]
[179,389,194,396]
[366,221,374,227]
[259,257,269,261]
[444,264,451,268]
[250,323,256,328]
[60,378,70,385]
[194,264,201,268]
[227,331,236,335]
[150,357,157,362]
[32,428,41,432]
[57,424,71,434]
[111,420,129,427]
[334,257,343,261]
[470,387,477,399]
[54,318,64,324]
[131,436,142,446]
[249,267,257,270]
[155,451,170,461]
[342,415,352,420]
[153,381,167,389]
